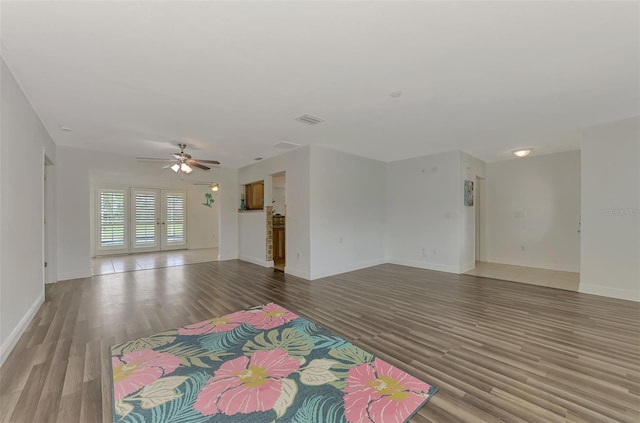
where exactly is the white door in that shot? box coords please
[161,191,187,250]
[131,189,160,253]
[97,189,129,255]
[97,188,187,255]
[131,189,187,252]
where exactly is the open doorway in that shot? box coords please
[43,155,55,284]
[271,172,286,272]
[475,177,485,262]
[465,155,581,292]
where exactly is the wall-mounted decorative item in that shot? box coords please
[464,180,474,206]
[202,192,214,208]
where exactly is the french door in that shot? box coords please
[97,188,187,255]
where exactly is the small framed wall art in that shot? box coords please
[464,180,474,206]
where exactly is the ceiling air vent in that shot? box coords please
[273,141,300,150]
[295,114,324,125]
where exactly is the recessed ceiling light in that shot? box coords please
[59,125,73,132]
[513,149,532,157]
[390,90,402,98]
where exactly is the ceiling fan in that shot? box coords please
[194,182,219,192]
[137,143,220,174]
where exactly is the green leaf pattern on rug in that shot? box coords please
[114,400,134,418]
[328,344,374,367]
[198,323,260,351]
[118,372,212,423]
[111,330,177,355]
[242,327,313,358]
[291,395,346,423]
[273,378,298,418]
[159,342,231,368]
[137,376,188,409]
[290,317,320,335]
[299,358,339,386]
[325,345,375,390]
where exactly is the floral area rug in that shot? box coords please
[111,303,438,422]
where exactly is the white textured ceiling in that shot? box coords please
[1,1,638,167]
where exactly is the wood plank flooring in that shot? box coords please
[1,261,639,422]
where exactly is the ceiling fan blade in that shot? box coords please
[162,163,178,169]
[194,159,221,165]
[193,183,212,185]
[189,162,211,171]
[137,157,173,162]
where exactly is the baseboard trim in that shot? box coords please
[579,283,639,302]
[310,258,388,280]
[239,255,273,268]
[218,254,239,261]
[0,290,45,368]
[388,258,460,274]
[284,266,311,280]
[459,263,476,274]
[486,256,579,273]
[57,269,92,282]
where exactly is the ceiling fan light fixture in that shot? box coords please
[171,163,180,172]
[211,184,219,192]
[513,148,532,158]
[181,163,193,173]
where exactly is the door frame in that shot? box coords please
[160,190,188,251]
[94,186,188,256]
[475,177,487,263]
[130,188,161,254]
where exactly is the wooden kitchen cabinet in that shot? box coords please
[244,181,264,210]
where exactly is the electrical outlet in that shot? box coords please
[521,246,525,251]
[339,236,343,244]
[297,252,301,259]
[421,248,427,257]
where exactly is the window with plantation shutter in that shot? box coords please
[165,193,186,244]
[95,188,187,255]
[132,190,158,251]
[98,190,127,253]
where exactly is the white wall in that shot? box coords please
[387,151,464,273]
[1,59,57,365]
[56,146,238,280]
[580,117,639,301]
[56,147,91,279]
[485,151,581,272]
[309,146,387,279]
[238,211,269,266]
[217,169,239,260]
[460,153,486,272]
[188,186,219,250]
[238,146,311,278]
